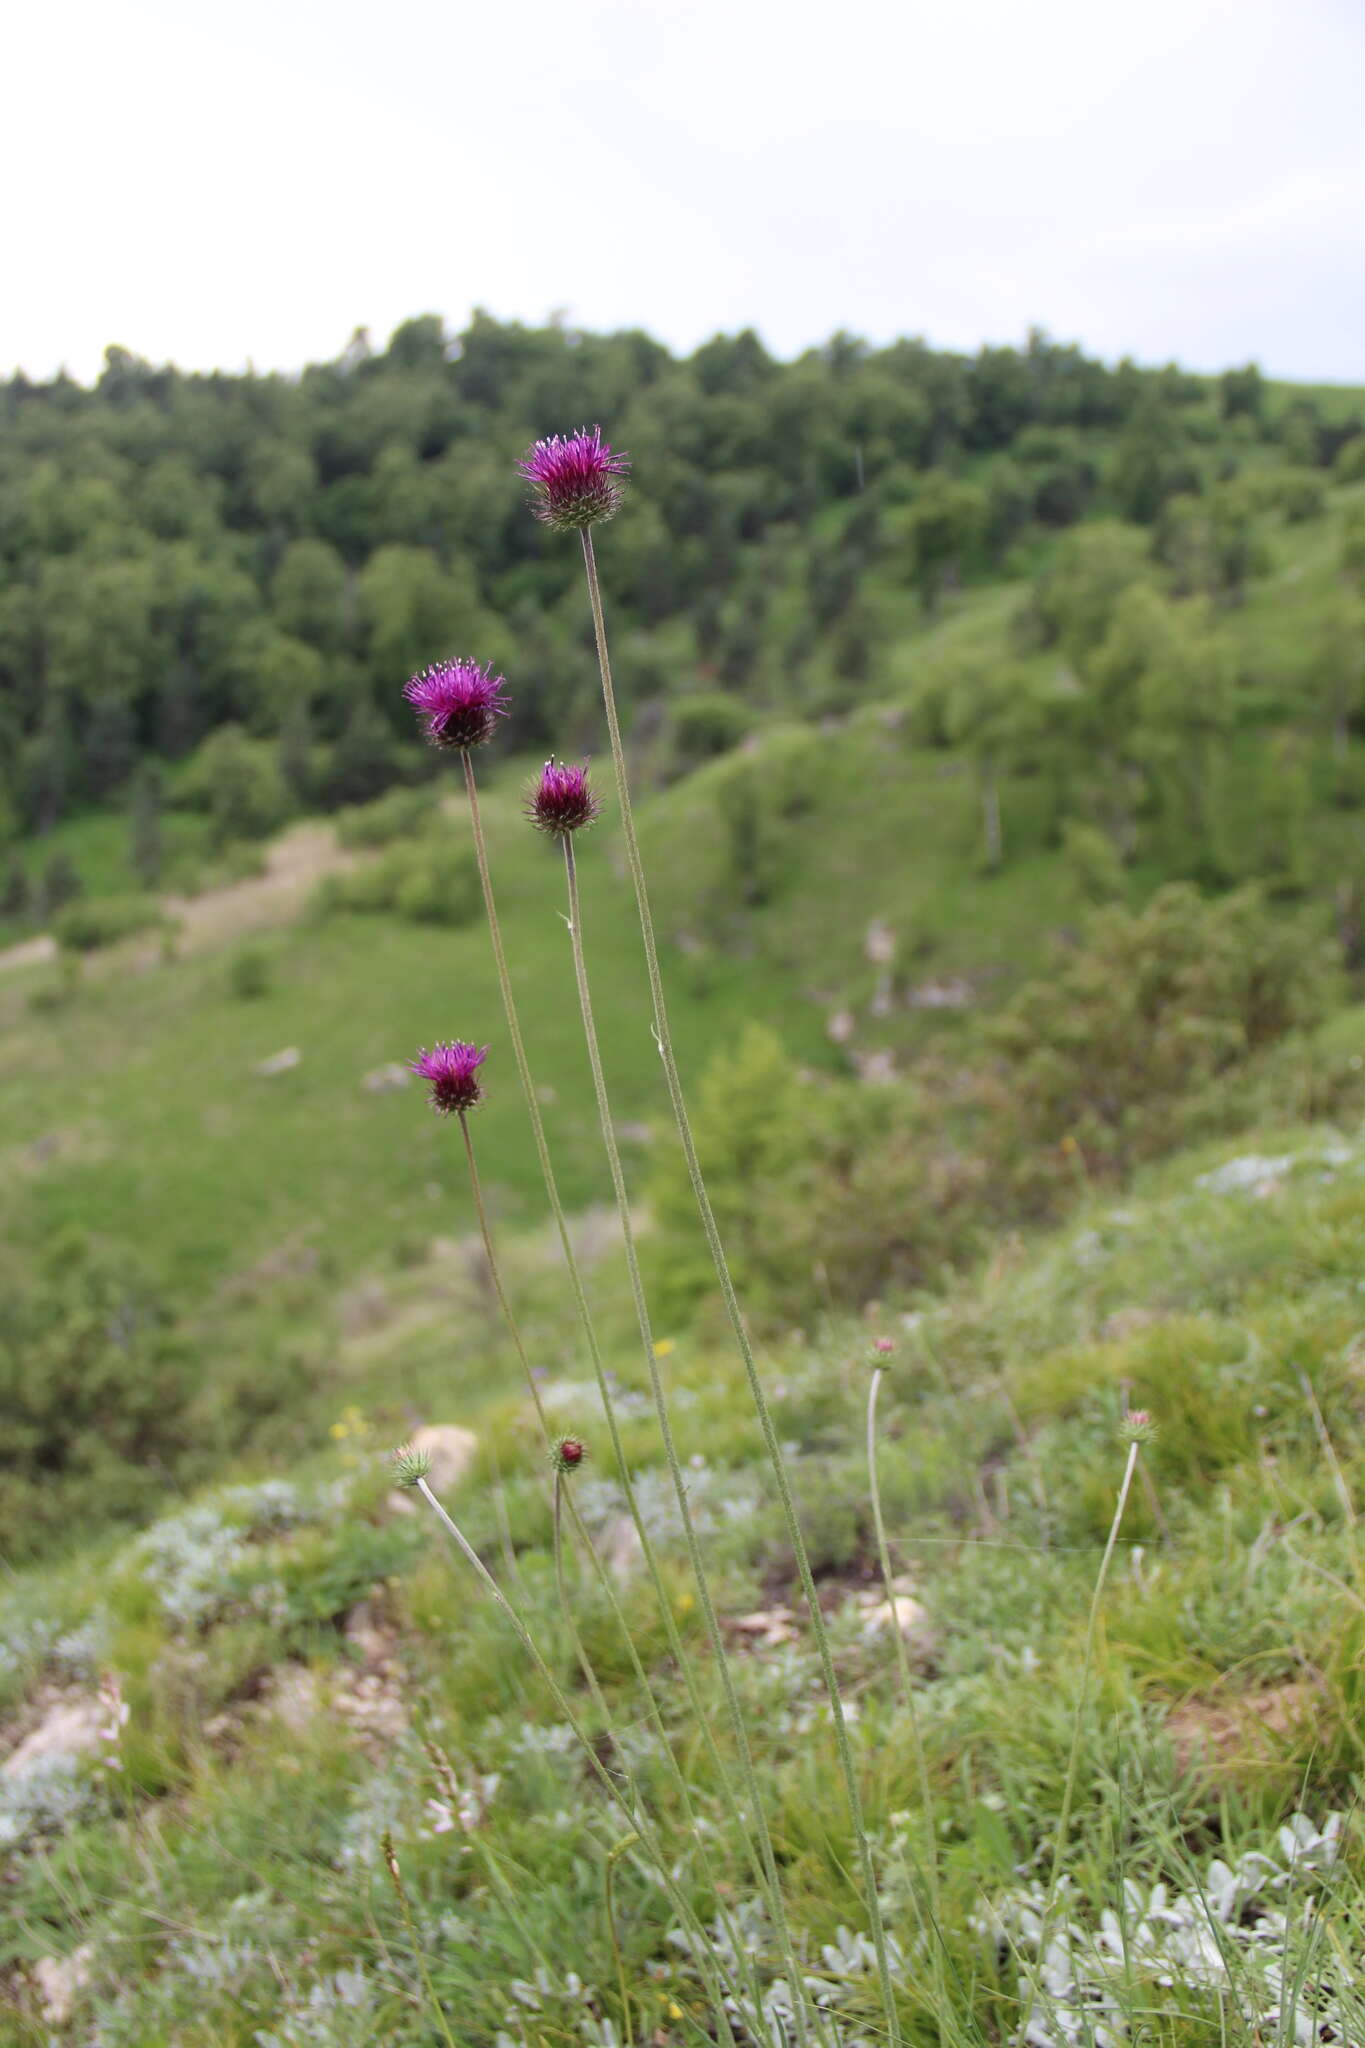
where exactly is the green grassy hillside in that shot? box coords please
[5,332,1365,2042]
[7,1101,1365,2041]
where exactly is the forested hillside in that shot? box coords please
[3,316,1363,921]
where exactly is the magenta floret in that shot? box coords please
[410,1040,488,1115]
[518,426,629,531]
[403,660,508,751]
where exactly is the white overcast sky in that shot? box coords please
[4,0,1363,386]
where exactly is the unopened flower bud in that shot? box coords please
[392,1444,433,1488]
[527,758,601,836]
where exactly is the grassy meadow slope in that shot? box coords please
[4,346,1365,2037]
[6,1102,1365,2041]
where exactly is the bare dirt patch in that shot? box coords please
[0,933,57,976]
[1166,1679,1317,1777]
[157,821,357,956]
[0,821,359,981]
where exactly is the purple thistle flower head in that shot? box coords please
[518,426,629,532]
[526,758,601,837]
[403,659,508,751]
[410,1040,487,1115]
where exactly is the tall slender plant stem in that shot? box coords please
[382,1830,458,2048]
[458,1105,624,1728]
[580,527,902,2045]
[1047,1440,1140,1901]
[457,750,782,1977]
[1021,1436,1143,2045]
[604,1834,639,2048]
[562,833,812,2043]
[460,1101,714,1819]
[474,1833,554,1978]
[457,1108,550,1439]
[455,1108,770,2033]
[867,1365,959,2019]
[413,1475,745,2045]
[866,1372,916,1717]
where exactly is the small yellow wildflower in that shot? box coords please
[653,1337,675,1358]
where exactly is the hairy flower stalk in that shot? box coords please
[558,826,815,2042]
[572,513,904,2045]
[867,1360,954,2013]
[427,1043,768,2033]
[411,1072,616,1740]
[419,1072,654,1785]
[603,1834,639,2048]
[382,1829,458,2048]
[410,1472,745,2045]
[1027,1428,1147,2037]
[445,737,787,2003]
[451,1104,550,1441]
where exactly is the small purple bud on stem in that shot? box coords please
[872,1337,895,1356]
[551,1433,588,1475]
[403,659,508,751]
[410,1041,487,1115]
[1119,1408,1157,1446]
[519,427,629,531]
[526,758,601,837]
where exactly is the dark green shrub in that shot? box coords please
[650,889,1327,1331]
[176,724,289,845]
[647,1025,989,1328]
[334,785,440,849]
[1062,819,1127,902]
[989,884,1322,1183]
[0,1236,201,1559]
[711,726,824,906]
[227,945,273,999]
[0,1233,311,1561]
[647,1024,822,1324]
[1258,467,1327,523]
[314,833,478,928]
[668,693,756,775]
[1334,435,1365,484]
[54,892,167,953]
